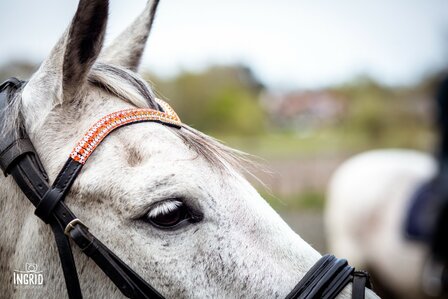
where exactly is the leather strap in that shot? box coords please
[48,158,164,298]
[0,137,35,174]
[35,159,81,223]
[351,271,371,299]
[7,151,83,299]
[285,255,371,299]
[69,224,164,298]
[49,220,83,298]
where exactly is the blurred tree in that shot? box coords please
[144,65,266,135]
[331,75,434,146]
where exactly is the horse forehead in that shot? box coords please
[113,124,189,159]
[86,124,208,180]
[72,125,210,197]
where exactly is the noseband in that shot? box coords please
[0,78,371,299]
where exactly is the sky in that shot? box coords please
[1,0,448,90]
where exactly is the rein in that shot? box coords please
[0,77,371,299]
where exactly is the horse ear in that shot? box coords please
[27,0,109,103]
[99,0,160,71]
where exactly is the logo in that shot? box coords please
[13,263,44,288]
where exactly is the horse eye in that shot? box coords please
[145,200,199,229]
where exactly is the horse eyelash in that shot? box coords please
[147,200,183,218]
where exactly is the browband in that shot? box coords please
[70,100,180,164]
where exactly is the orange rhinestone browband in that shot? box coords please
[70,99,181,164]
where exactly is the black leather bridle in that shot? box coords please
[0,78,371,299]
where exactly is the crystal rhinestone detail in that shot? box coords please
[70,99,181,164]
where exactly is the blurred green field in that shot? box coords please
[214,128,434,159]
[261,190,326,211]
[216,127,434,211]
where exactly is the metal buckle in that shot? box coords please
[64,218,88,236]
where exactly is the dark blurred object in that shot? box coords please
[432,74,448,271]
[405,73,448,296]
[436,75,448,162]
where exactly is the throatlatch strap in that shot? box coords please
[68,225,164,298]
[7,150,83,299]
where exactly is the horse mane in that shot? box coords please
[2,63,257,176]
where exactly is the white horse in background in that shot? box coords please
[0,0,379,298]
[325,149,440,299]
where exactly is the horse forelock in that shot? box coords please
[89,63,158,110]
[88,63,259,177]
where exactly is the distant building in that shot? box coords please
[261,90,345,130]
